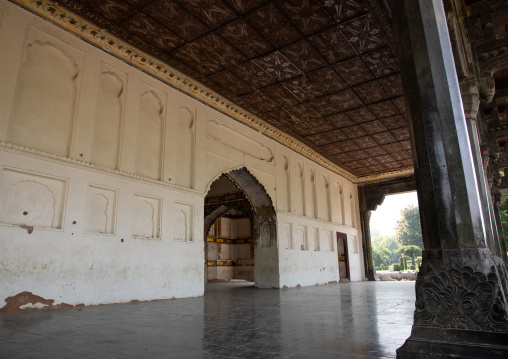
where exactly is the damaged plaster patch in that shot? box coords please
[0,291,73,313]
[0,291,54,313]
[20,224,34,234]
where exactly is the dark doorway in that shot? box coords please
[337,232,350,282]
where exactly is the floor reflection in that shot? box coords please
[0,281,415,358]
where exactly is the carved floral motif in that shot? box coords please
[414,260,508,332]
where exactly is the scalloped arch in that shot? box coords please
[204,166,277,248]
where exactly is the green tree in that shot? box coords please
[498,195,508,254]
[373,235,399,252]
[372,246,391,268]
[396,245,422,263]
[395,205,423,248]
[372,235,401,265]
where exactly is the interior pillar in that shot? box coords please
[460,79,503,259]
[392,1,508,357]
[359,190,385,282]
[360,210,376,281]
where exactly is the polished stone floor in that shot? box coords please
[0,281,416,358]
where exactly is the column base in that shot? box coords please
[397,248,508,358]
[397,327,508,359]
[367,267,376,281]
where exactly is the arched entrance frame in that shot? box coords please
[358,175,417,281]
[204,167,279,289]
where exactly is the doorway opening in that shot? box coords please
[205,174,255,283]
[204,167,279,289]
[369,191,420,280]
[337,232,350,282]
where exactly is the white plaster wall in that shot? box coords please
[0,1,364,307]
[277,211,361,287]
[0,151,204,306]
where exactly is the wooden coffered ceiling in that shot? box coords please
[41,0,414,179]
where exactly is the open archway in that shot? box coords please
[204,167,279,288]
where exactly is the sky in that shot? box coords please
[369,191,419,238]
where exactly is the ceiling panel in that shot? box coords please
[58,0,413,177]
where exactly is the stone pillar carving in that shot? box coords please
[478,75,496,104]
[392,1,508,357]
[459,79,480,121]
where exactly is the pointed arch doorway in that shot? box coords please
[204,168,279,289]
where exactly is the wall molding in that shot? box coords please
[0,141,204,196]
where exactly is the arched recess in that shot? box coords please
[204,167,279,289]
[8,41,80,157]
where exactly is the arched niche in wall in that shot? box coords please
[313,228,320,251]
[294,226,307,250]
[84,185,117,235]
[281,223,291,250]
[340,184,345,225]
[280,155,290,212]
[307,169,317,218]
[90,70,125,169]
[135,89,164,180]
[332,181,342,224]
[350,190,356,227]
[174,105,195,188]
[318,175,331,222]
[292,162,305,215]
[8,40,80,157]
[0,168,67,230]
[204,167,279,288]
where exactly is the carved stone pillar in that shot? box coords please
[478,75,496,104]
[392,1,508,357]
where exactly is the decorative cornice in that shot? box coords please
[9,0,414,184]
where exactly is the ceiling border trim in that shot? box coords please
[9,0,414,184]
